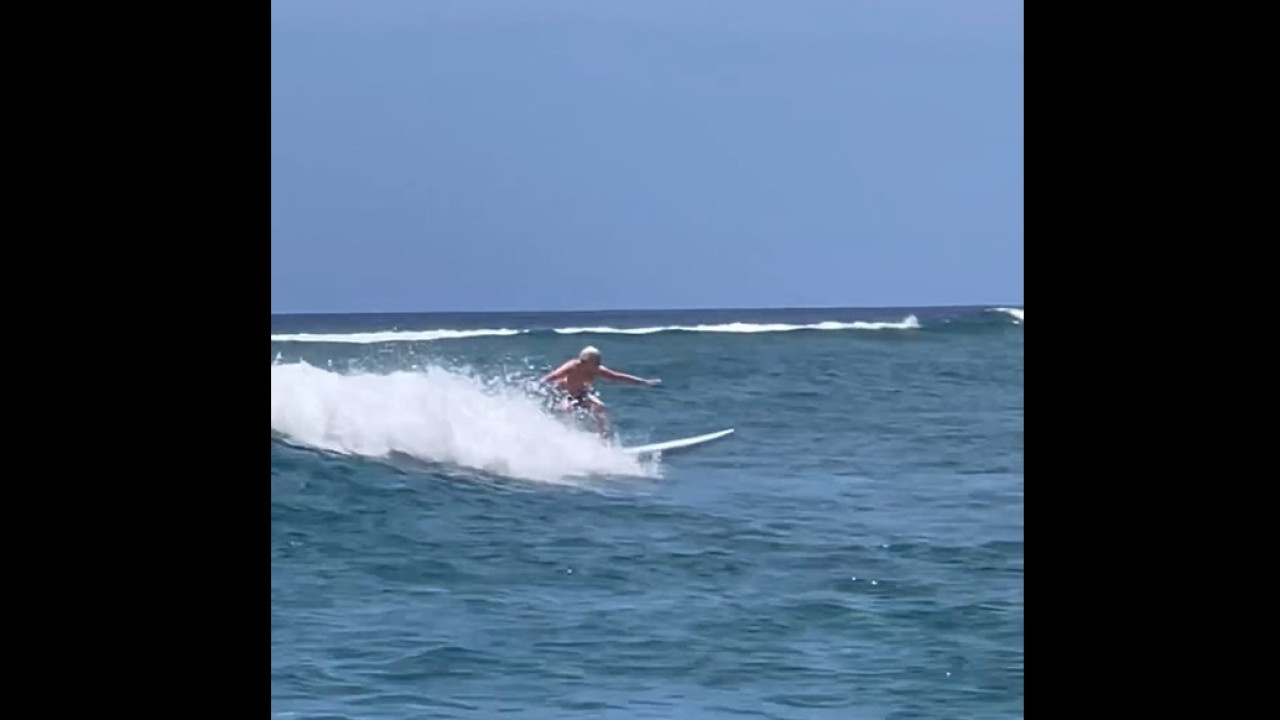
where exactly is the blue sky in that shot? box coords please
[271,0,1023,314]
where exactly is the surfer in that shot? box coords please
[539,346,661,438]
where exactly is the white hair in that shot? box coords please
[579,346,601,360]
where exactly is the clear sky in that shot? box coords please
[271,0,1023,314]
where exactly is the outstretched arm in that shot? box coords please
[597,366,661,386]
[539,360,576,384]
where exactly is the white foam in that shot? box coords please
[270,316,920,343]
[270,362,653,484]
[555,316,920,334]
[990,307,1024,323]
[269,328,525,343]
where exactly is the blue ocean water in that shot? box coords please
[271,305,1023,719]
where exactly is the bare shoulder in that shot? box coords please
[545,358,578,378]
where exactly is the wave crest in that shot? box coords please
[270,315,920,344]
[988,307,1023,324]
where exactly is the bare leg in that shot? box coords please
[554,399,577,429]
[587,400,613,439]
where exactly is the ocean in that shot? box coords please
[270,305,1024,719]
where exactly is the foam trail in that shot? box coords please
[270,316,920,343]
[270,362,652,483]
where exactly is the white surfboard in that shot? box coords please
[621,428,734,457]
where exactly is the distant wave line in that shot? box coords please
[270,316,921,344]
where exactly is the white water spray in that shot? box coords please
[270,362,654,483]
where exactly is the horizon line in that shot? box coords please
[270,301,1024,318]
